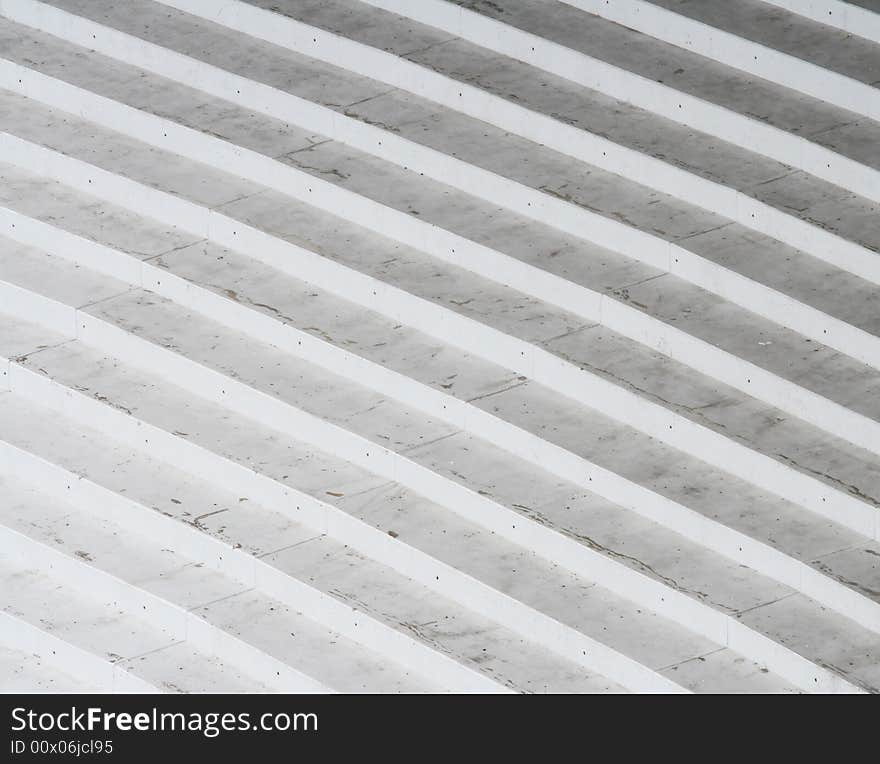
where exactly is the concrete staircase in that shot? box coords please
[0,0,877,693]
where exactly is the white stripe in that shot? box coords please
[5,207,880,648]
[153,0,880,286]
[560,0,880,121]
[1,133,875,547]
[0,437,505,693]
[0,285,861,692]
[352,0,880,203]
[0,516,334,693]
[757,0,880,44]
[0,610,160,693]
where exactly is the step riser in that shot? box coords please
[0,329,686,693]
[2,132,874,547]
[4,214,879,655]
[0,288,860,693]
[1,0,875,695]
[759,0,880,44]
[0,610,158,692]
[560,0,880,121]
[7,60,880,463]
[354,0,880,204]
[0,518,333,693]
[154,0,880,287]
[5,3,880,373]
[0,435,505,693]
[3,206,877,639]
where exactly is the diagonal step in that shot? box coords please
[0,351,801,693]
[3,205,880,648]
[0,370,671,693]
[0,246,867,692]
[1,129,876,547]
[0,506,332,693]
[2,0,874,697]
[0,296,700,693]
[757,0,880,44]
[0,451,469,693]
[0,642,94,693]
[0,400,515,693]
[5,55,880,443]
[559,0,880,120]
[0,536,276,694]
[153,0,880,294]
[0,43,875,533]
[0,610,158,693]
[352,0,880,203]
[8,0,880,349]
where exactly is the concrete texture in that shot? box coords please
[0,0,877,693]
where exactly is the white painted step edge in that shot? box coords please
[352,0,880,205]
[2,132,876,547]
[757,0,880,45]
[7,63,880,462]
[0,286,862,694]
[0,519,334,693]
[560,0,880,122]
[5,207,880,643]
[0,610,159,693]
[0,438,505,694]
[155,0,880,288]
[0,316,691,695]
[0,376,682,694]
[7,3,880,369]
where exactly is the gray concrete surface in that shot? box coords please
[0,0,878,693]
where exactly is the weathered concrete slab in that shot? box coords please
[0,0,878,692]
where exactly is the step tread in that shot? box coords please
[0,248,869,690]
[0,386,631,692]
[2,94,879,508]
[435,0,880,170]
[644,0,880,83]
[0,472,430,692]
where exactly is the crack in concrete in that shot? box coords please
[210,190,262,211]
[285,158,349,180]
[77,288,136,312]
[341,109,401,132]
[11,339,75,363]
[509,499,722,605]
[327,588,461,661]
[465,379,529,403]
[675,221,735,241]
[539,322,598,345]
[190,507,230,529]
[608,272,668,293]
[748,169,799,189]
[400,36,458,60]
[549,348,732,431]
[401,430,460,455]
[812,561,880,600]
[656,646,726,673]
[257,533,324,560]
[70,384,133,416]
[279,138,334,158]
[145,238,207,261]
[343,88,398,110]
[732,591,797,617]
[775,452,880,508]
[186,586,257,613]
